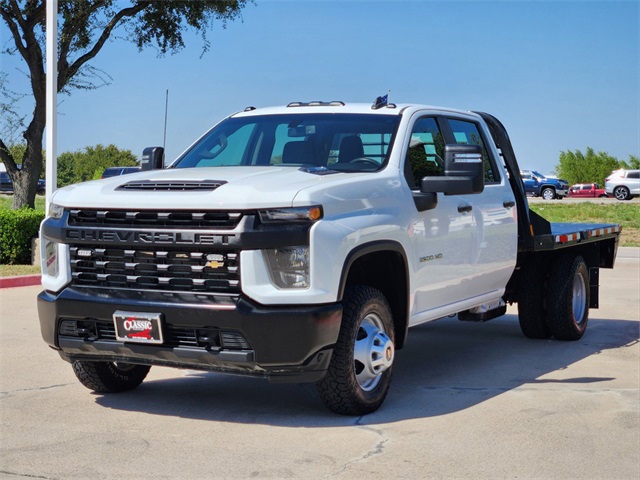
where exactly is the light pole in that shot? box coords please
[45,0,58,215]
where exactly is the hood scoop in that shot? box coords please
[117,180,227,191]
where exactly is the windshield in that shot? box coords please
[532,170,546,179]
[173,113,401,172]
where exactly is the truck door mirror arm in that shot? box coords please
[412,191,438,211]
[420,144,484,196]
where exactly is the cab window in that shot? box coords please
[404,117,445,189]
[447,119,499,183]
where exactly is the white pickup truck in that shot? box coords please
[38,100,621,415]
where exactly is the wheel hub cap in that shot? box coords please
[354,314,394,391]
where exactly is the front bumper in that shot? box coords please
[38,287,342,383]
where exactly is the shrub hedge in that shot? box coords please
[0,208,45,264]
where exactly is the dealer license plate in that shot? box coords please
[113,311,164,344]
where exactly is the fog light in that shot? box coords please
[265,246,309,289]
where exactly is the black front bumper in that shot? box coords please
[38,287,342,383]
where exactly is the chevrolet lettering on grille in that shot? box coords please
[65,229,232,245]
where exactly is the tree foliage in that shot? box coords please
[619,155,640,170]
[0,0,249,209]
[555,148,631,186]
[57,144,137,187]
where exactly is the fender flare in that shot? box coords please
[337,240,411,348]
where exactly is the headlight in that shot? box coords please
[259,206,322,223]
[265,246,309,289]
[48,203,64,219]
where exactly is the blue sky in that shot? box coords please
[2,0,639,175]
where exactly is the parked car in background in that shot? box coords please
[0,171,46,194]
[605,169,640,201]
[101,166,141,178]
[520,170,569,199]
[568,183,609,198]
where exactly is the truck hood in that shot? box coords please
[51,166,349,210]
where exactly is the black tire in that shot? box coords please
[541,187,555,200]
[72,361,151,393]
[613,186,630,201]
[316,286,395,415]
[547,255,589,341]
[518,259,552,339]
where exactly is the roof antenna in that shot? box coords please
[372,90,391,110]
[163,89,169,151]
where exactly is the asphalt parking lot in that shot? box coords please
[1,248,638,479]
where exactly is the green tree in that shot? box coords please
[555,148,620,186]
[619,155,640,170]
[0,0,250,209]
[56,144,137,187]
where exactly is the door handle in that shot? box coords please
[503,201,515,208]
[458,204,472,213]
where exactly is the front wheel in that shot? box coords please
[541,187,555,200]
[547,255,589,340]
[316,286,395,415]
[72,361,151,393]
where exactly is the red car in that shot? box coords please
[568,183,609,198]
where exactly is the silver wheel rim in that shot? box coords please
[112,362,136,372]
[615,188,627,200]
[572,271,587,324]
[543,189,554,199]
[353,313,394,392]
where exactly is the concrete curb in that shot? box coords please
[0,274,41,289]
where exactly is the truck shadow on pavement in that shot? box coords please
[94,314,639,426]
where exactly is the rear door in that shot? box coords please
[521,172,536,195]
[627,171,640,194]
[444,116,517,298]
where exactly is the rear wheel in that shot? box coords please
[547,255,589,340]
[316,286,395,415]
[613,186,630,200]
[72,361,151,393]
[541,187,555,200]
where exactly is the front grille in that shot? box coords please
[117,180,227,191]
[68,209,243,229]
[70,246,240,293]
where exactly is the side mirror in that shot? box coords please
[421,144,484,195]
[140,147,164,171]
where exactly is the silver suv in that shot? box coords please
[605,169,640,200]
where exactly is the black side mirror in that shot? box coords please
[421,144,484,195]
[141,147,165,171]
